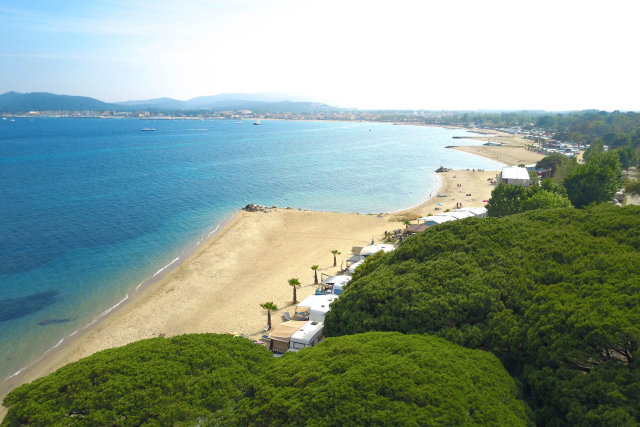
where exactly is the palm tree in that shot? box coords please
[311,265,319,284]
[260,301,278,330]
[331,250,341,267]
[404,219,411,229]
[288,278,301,304]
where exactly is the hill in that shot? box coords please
[2,333,531,425]
[0,91,337,114]
[324,205,640,425]
[0,91,119,113]
[116,93,336,113]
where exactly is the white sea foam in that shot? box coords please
[153,257,180,278]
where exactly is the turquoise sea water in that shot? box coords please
[0,118,502,380]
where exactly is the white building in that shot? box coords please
[500,166,531,187]
[455,207,488,218]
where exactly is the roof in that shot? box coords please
[269,320,307,341]
[298,294,339,309]
[321,275,351,285]
[455,207,488,216]
[406,223,428,233]
[360,244,395,256]
[423,215,456,224]
[290,321,324,343]
[501,166,530,181]
[448,211,474,220]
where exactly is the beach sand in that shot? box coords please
[0,141,543,418]
[450,130,544,165]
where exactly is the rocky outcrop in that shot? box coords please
[242,204,275,213]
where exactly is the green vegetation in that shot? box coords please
[535,153,577,183]
[486,179,571,217]
[324,206,640,425]
[330,249,341,267]
[260,301,278,330]
[288,278,301,304]
[2,334,273,426]
[227,332,531,426]
[2,333,532,425]
[564,152,623,208]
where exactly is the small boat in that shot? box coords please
[253,120,261,125]
[141,128,157,131]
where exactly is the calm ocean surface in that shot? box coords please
[0,118,502,379]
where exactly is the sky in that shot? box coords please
[1,0,639,111]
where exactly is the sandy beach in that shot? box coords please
[0,138,543,417]
[450,129,544,165]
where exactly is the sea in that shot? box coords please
[0,117,503,381]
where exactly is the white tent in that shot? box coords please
[321,275,351,286]
[421,215,456,226]
[448,211,474,220]
[455,207,488,218]
[297,294,339,322]
[347,259,364,273]
[359,244,394,257]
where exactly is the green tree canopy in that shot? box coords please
[564,151,623,208]
[323,206,640,425]
[535,153,577,183]
[2,333,532,426]
[2,334,273,426]
[226,332,532,426]
[486,180,571,217]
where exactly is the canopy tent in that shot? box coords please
[333,282,347,295]
[321,275,351,286]
[348,259,364,273]
[405,223,428,234]
[345,254,366,266]
[359,244,395,257]
[293,306,310,320]
[447,211,474,220]
[420,215,456,226]
[455,207,488,218]
[268,320,307,353]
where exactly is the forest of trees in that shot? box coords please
[323,206,640,425]
[1,333,532,425]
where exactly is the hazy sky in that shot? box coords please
[1,0,639,110]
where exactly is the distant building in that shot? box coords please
[500,166,531,187]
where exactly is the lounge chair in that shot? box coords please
[282,311,291,321]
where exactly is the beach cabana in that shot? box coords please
[455,207,488,218]
[268,320,307,353]
[289,321,324,350]
[420,214,456,227]
[346,254,366,266]
[320,275,350,295]
[297,294,339,322]
[405,223,428,234]
[500,166,532,187]
[359,244,394,257]
[347,259,364,273]
[448,211,475,220]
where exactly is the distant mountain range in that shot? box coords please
[0,91,338,114]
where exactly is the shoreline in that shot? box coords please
[0,210,240,394]
[0,128,544,418]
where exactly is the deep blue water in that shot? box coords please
[0,117,502,379]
